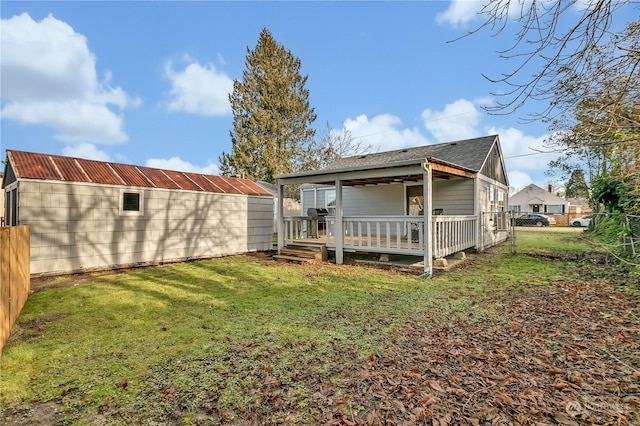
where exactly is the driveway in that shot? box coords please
[513,226,585,233]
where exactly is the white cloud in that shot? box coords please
[421,99,481,142]
[0,13,138,144]
[342,114,428,152]
[489,126,557,172]
[62,143,111,161]
[573,0,596,11]
[165,58,233,116]
[506,170,534,193]
[3,100,127,143]
[145,157,220,175]
[435,0,483,27]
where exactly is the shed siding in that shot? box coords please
[20,180,274,275]
[432,179,474,215]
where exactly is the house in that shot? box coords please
[256,181,301,231]
[508,184,569,214]
[275,135,510,277]
[566,197,592,215]
[2,150,274,276]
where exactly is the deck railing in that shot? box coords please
[327,215,425,256]
[432,215,477,258]
[283,216,305,244]
[283,215,478,258]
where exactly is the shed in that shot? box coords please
[2,150,274,276]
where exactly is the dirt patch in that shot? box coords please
[29,271,115,293]
[2,401,64,426]
[12,314,68,341]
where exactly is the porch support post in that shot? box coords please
[335,179,344,264]
[277,181,284,254]
[422,162,433,278]
[474,176,482,252]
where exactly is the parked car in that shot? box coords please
[511,213,553,227]
[570,215,593,227]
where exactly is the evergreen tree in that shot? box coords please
[565,169,590,200]
[219,28,317,183]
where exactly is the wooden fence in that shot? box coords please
[1,225,30,354]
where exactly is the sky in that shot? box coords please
[1,1,636,192]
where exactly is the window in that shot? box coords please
[325,190,336,216]
[546,204,564,214]
[120,189,144,216]
[123,192,140,211]
[497,190,506,212]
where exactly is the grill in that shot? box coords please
[306,208,329,238]
[307,208,329,219]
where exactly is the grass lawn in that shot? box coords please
[1,230,639,425]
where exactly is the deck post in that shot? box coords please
[335,179,344,264]
[422,162,433,278]
[277,181,284,254]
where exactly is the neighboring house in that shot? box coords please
[275,135,510,277]
[508,184,569,214]
[256,181,301,231]
[566,197,592,215]
[2,150,274,276]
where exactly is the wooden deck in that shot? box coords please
[294,234,423,253]
[282,214,478,258]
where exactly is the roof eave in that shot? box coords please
[276,158,427,181]
[276,156,477,183]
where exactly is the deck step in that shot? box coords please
[286,240,326,249]
[280,248,322,260]
[273,254,314,264]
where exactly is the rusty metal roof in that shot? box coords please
[6,150,272,197]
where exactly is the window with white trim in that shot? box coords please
[497,189,506,211]
[119,189,144,216]
[325,190,336,216]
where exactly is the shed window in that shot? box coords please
[120,189,144,216]
[123,193,140,211]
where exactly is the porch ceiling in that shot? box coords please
[314,173,424,186]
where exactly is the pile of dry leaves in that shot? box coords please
[151,277,638,425]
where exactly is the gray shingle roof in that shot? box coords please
[324,135,498,173]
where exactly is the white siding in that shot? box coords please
[342,185,404,216]
[20,181,274,275]
[432,179,474,215]
[302,185,404,216]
